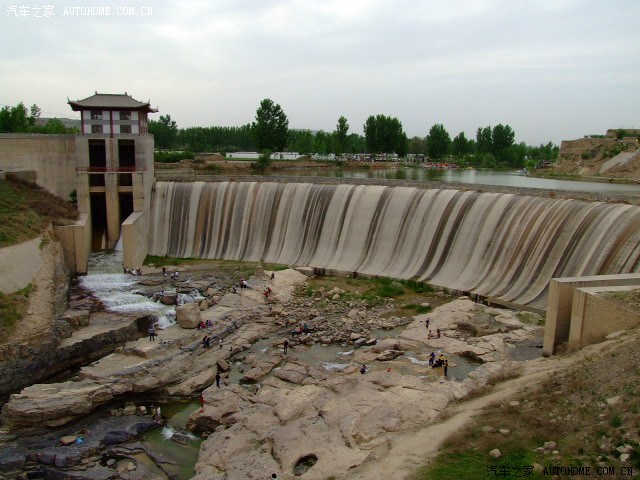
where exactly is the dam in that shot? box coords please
[148,181,640,311]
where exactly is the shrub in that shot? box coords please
[155,151,195,163]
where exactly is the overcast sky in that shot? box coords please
[2,0,639,145]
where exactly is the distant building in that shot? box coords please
[68,91,156,135]
[226,151,301,160]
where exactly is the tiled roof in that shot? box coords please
[68,92,158,112]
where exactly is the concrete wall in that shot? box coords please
[543,274,640,355]
[122,211,148,269]
[53,224,77,272]
[0,237,44,294]
[74,213,91,274]
[53,213,91,274]
[156,174,640,206]
[0,134,77,200]
[568,286,640,350]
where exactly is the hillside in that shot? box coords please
[0,177,78,248]
[552,131,640,181]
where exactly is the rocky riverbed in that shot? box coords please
[0,265,543,479]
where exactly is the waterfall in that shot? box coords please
[148,181,640,309]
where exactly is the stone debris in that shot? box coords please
[0,267,545,480]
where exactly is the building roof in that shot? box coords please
[68,92,158,112]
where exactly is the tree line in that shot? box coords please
[150,99,557,168]
[0,102,78,134]
[2,100,558,167]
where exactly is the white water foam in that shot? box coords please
[406,354,431,366]
[337,350,354,356]
[80,251,205,330]
[319,361,354,371]
[80,272,177,329]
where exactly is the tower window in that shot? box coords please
[120,125,131,134]
[90,110,102,120]
[120,111,131,120]
[91,124,103,134]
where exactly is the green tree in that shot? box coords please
[252,98,289,151]
[491,124,515,158]
[313,130,334,155]
[451,132,470,156]
[346,133,366,154]
[476,126,492,154]
[287,129,314,155]
[408,136,426,155]
[426,124,451,159]
[255,149,272,170]
[0,102,38,133]
[29,104,41,124]
[333,116,349,155]
[363,114,407,154]
[149,114,178,149]
[41,118,72,134]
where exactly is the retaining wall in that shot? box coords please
[0,134,77,200]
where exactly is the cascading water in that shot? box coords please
[82,247,178,329]
[149,181,640,310]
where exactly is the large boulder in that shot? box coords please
[177,303,201,329]
[376,350,404,361]
[160,292,178,305]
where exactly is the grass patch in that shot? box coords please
[401,303,431,314]
[516,311,545,326]
[155,151,195,163]
[143,256,289,279]
[413,449,541,480]
[298,275,448,314]
[0,284,33,342]
[400,279,433,294]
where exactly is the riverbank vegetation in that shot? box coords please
[298,275,443,315]
[0,102,78,134]
[149,99,559,169]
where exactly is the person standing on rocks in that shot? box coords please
[215,370,221,388]
[148,323,156,342]
[426,318,430,329]
[283,339,289,355]
[444,360,449,377]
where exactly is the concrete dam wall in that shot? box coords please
[148,181,640,310]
